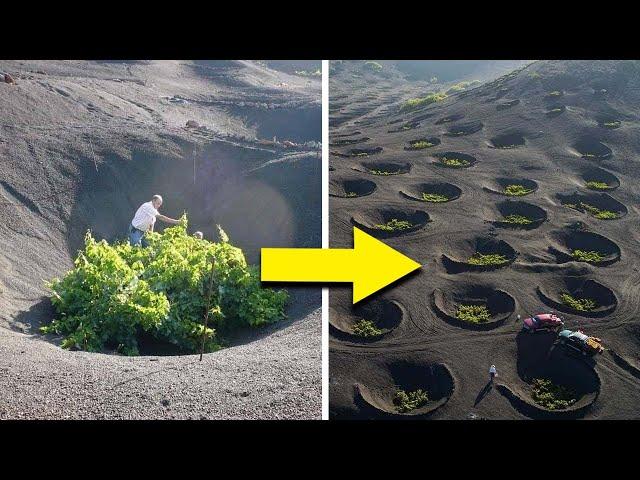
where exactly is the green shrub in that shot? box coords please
[400,92,447,112]
[567,202,619,219]
[440,156,470,168]
[294,69,322,77]
[408,140,435,149]
[375,219,414,232]
[393,389,429,413]
[422,192,449,202]
[531,378,577,410]
[467,253,509,266]
[364,61,383,72]
[593,210,619,219]
[585,181,610,190]
[42,217,287,355]
[369,168,400,175]
[456,304,491,323]
[571,249,604,263]
[502,214,533,225]
[345,191,358,197]
[446,81,472,94]
[560,293,597,312]
[504,184,533,196]
[352,319,383,337]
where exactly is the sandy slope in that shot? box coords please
[0,60,321,419]
[330,60,640,420]
[0,309,320,420]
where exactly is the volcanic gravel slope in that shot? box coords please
[329,60,640,420]
[0,60,321,419]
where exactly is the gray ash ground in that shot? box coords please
[0,60,321,419]
[330,60,640,420]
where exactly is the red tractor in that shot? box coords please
[522,312,565,333]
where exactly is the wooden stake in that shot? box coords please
[200,254,216,361]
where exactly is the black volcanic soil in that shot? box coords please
[0,60,321,419]
[330,60,640,420]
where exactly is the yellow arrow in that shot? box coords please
[261,227,421,303]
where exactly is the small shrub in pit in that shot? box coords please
[504,184,533,196]
[409,140,435,149]
[585,181,610,190]
[393,389,429,413]
[422,192,449,203]
[375,219,414,232]
[502,214,533,225]
[467,253,509,266]
[440,156,470,168]
[456,304,491,323]
[571,249,604,263]
[560,293,597,312]
[352,319,383,337]
[369,168,400,175]
[531,378,577,410]
[566,202,619,219]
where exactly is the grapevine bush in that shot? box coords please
[41,216,287,355]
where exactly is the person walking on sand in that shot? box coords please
[489,364,497,383]
[129,195,181,247]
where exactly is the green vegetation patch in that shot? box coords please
[393,389,429,413]
[408,140,435,149]
[345,192,358,197]
[446,81,473,94]
[352,319,383,337]
[560,293,597,312]
[422,192,449,203]
[294,69,321,77]
[364,61,383,72]
[467,253,509,266]
[375,219,414,232]
[531,378,577,410]
[571,249,605,263]
[504,184,533,196]
[602,121,621,129]
[369,168,400,175]
[400,92,448,112]
[440,156,470,168]
[41,217,287,355]
[456,304,491,323]
[502,214,533,225]
[566,202,620,219]
[585,181,611,190]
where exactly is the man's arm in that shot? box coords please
[156,214,181,225]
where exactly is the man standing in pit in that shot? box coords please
[129,195,181,247]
